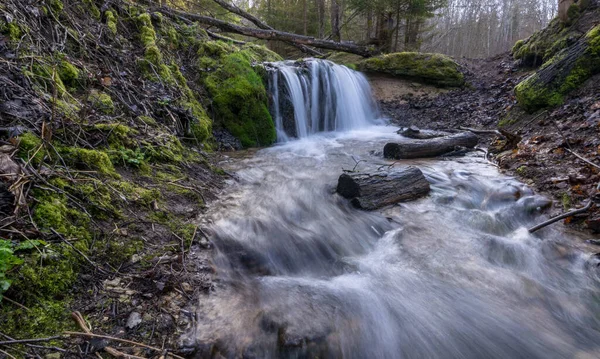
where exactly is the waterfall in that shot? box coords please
[267,59,378,141]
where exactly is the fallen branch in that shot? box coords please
[156,6,375,57]
[210,0,323,56]
[528,200,594,233]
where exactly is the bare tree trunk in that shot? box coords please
[317,0,325,38]
[303,0,308,35]
[330,0,341,42]
[366,7,373,41]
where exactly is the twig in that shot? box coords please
[71,312,144,359]
[565,148,600,170]
[50,229,109,275]
[0,336,63,346]
[528,200,594,233]
[63,332,185,359]
[1,296,30,311]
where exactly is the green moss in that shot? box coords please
[17,132,45,164]
[2,240,79,338]
[515,25,600,112]
[140,25,157,48]
[511,40,525,55]
[357,52,465,87]
[142,135,184,163]
[105,10,117,35]
[26,62,67,96]
[33,189,92,241]
[327,52,364,68]
[113,181,160,207]
[242,43,283,62]
[2,295,75,338]
[83,0,101,20]
[93,123,136,148]
[89,90,115,114]
[49,0,64,14]
[61,146,118,176]
[204,51,275,147]
[137,115,157,126]
[562,192,572,210]
[198,40,235,58]
[50,98,81,120]
[0,21,23,42]
[58,59,80,89]
[566,4,580,24]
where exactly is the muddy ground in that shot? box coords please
[375,53,600,233]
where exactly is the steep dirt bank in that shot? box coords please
[375,52,600,233]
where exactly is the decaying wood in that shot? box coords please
[398,126,451,139]
[210,0,323,56]
[156,7,375,57]
[337,166,430,210]
[384,132,479,159]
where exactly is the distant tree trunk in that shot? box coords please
[317,0,325,38]
[405,17,422,51]
[558,0,575,22]
[331,0,341,41]
[366,8,373,41]
[303,0,308,35]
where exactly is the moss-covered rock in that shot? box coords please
[327,52,364,69]
[204,50,276,147]
[512,17,583,67]
[515,25,600,112]
[357,52,465,87]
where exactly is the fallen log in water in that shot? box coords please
[337,166,430,210]
[384,132,479,159]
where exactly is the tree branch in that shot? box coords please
[210,0,324,56]
[156,6,376,57]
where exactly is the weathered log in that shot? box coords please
[156,7,376,57]
[210,0,323,56]
[384,132,479,159]
[398,126,451,139]
[337,166,430,210]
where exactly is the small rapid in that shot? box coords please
[182,62,600,358]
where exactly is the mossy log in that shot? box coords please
[384,132,479,159]
[337,167,430,210]
[515,25,600,112]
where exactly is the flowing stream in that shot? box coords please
[184,60,600,358]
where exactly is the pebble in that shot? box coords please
[126,311,142,329]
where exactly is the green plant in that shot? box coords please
[0,240,23,301]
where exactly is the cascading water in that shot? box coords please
[181,63,600,358]
[267,59,378,141]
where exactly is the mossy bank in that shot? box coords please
[0,0,279,353]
